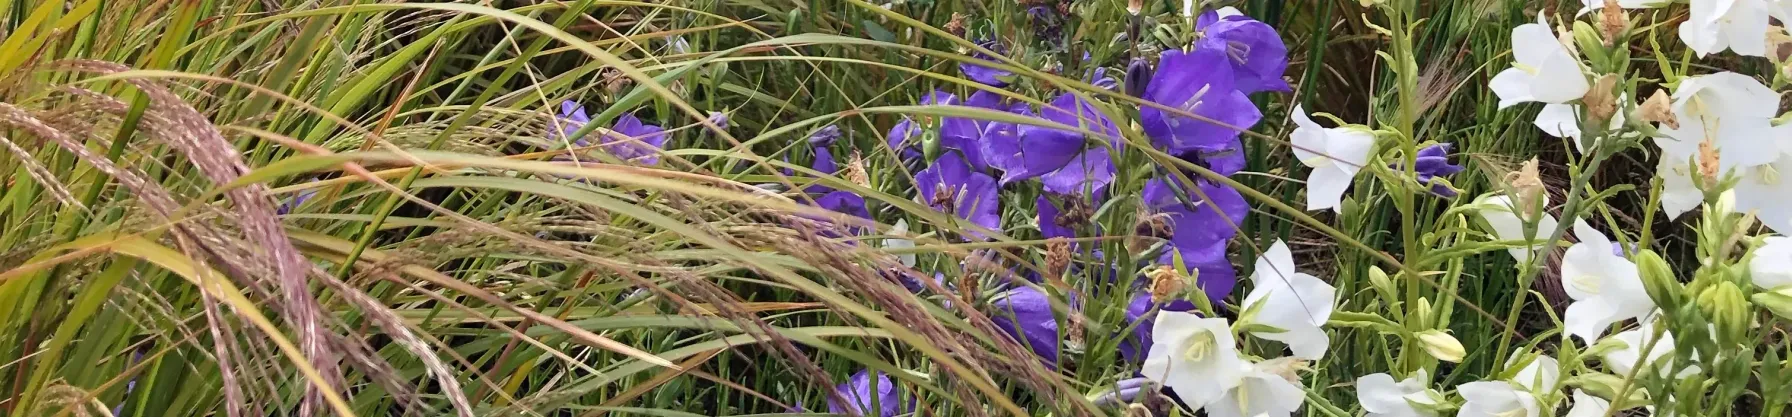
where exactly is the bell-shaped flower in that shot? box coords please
[1678,0,1771,57]
[1535,101,1626,155]
[1561,221,1654,343]
[1204,357,1308,417]
[1291,104,1376,212]
[960,39,1015,87]
[1145,178,1249,302]
[556,102,671,165]
[915,153,1000,239]
[1241,239,1336,360]
[1599,316,1698,378]
[828,369,912,417]
[1358,370,1441,417]
[1141,311,1244,408]
[988,285,1064,366]
[1752,236,1792,290]
[1455,382,1541,417]
[1140,48,1263,156]
[1473,193,1561,263]
[1564,390,1611,417]
[804,126,871,219]
[1194,8,1292,94]
[1490,14,1590,108]
[1654,72,1783,172]
[987,92,1120,187]
[1389,143,1464,197]
[1120,291,1197,362]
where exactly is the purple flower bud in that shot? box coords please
[1391,143,1464,197]
[1123,58,1152,98]
[809,125,842,147]
[705,111,729,130]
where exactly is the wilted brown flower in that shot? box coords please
[1599,0,1629,46]
[1146,265,1187,304]
[1506,158,1546,220]
[1639,89,1679,129]
[1583,74,1619,122]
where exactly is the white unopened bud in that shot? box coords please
[1416,330,1466,362]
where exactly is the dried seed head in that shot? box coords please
[1583,74,1619,122]
[1639,89,1679,129]
[1053,197,1092,227]
[1598,0,1629,46]
[601,69,631,95]
[1046,237,1073,279]
[1125,404,1151,417]
[1063,312,1086,350]
[1771,28,1792,62]
[945,13,968,37]
[1258,357,1309,384]
[1147,265,1187,304]
[844,150,870,188]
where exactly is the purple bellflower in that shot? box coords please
[1195,9,1292,94]
[960,39,1014,87]
[916,152,1000,239]
[557,101,669,165]
[828,369,911,417]
[278,188,319,215]
[1143,178,1248,303]
[988,285,1064,366]
[1392,143,1464,197]
[887,91,961,161]
[1138,49,1262,160]
[986,92,1122,194]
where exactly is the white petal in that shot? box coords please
[1457,382,1526,417]
[1491,69,1538,109]
[1535,104,1584,144]
[887,219,917,267]
[1290,105,1329,167]
[1565,297,1621,343]
[1208,368,1306,417]
[1722,1,1771,57]
[1327,129,1377,173]
[1511,19,1560,67]
[1531,52,1590,104]
[1305,165,1355,212]
[1356,373,1408,414]
[1511,354,1560,392]
[1656,159,1703,219]
[1566,390,1612,417]
[1751,237,1792,290]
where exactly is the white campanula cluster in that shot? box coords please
[1140,240,1336,417]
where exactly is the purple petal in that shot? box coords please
[987,101,1081,184]
[1039,146,1116,195]
[887,118,922,160]
[829,369,909,417]
[960,40,1014,87]
[1139,49,1263,154]
[815,190,870,219]
[1036,195,1074,239]
[603,113,669,165]
[989,286,1062,366]
[916,153,1002,239]
[1196,16,1292,94]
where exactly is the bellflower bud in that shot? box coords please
[1123,58,1153,98]
[1752,287,1792,320]
[1416,329,1466,362]
[1634,249,1684,311]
